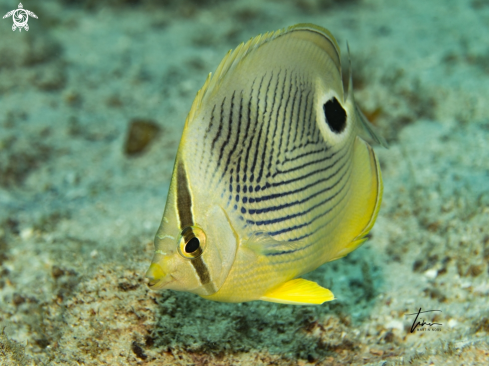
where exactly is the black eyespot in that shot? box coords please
[185,237,200,253]
[323,97,347,134]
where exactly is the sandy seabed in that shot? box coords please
[1,0,489,365]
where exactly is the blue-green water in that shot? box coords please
[0,1,488,365]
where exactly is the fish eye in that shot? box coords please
[323,97,347,133]
[185,237,200,253]
[178,226,206,259]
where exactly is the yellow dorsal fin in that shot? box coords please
[184,23,341,128]
[260,279,334,305]
[183,30,282,128]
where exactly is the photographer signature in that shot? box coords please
[406,308,443,333]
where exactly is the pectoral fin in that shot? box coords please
[260,279,334,305]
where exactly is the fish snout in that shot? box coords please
[145,262,167,289]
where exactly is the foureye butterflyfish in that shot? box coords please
[145,23,386,305]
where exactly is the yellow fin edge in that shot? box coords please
[260,279,334,305]
[354,145,383,240]
[183,23,342,129]
[333,142,383,260]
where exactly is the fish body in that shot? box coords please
[146,24,385,305]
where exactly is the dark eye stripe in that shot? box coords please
[176,161,194,229]
[175,172,215,291]
[190,256,211,285]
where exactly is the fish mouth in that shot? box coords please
[145,263,174,290]
[146,277,174,290]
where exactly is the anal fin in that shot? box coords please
[260,279,334,305]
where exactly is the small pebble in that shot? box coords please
[20,227,33,240]
[385,320,403,332]
[13,293,26,306]
[370,348,384,356]
[424,269,438,280]
[52,266,65,279]
[124,119,160,156]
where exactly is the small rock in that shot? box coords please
[385,320,404,332]
[13,293,26,306]
[20,227,33,240]
[131,341,147,360]
[424,269,438,280]
[124,119,160,156]
[370,348,384,356]
[118,282,138,291]
[467,264,483,277]
[51,266,65,279]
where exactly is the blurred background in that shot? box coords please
[0,0,488,365]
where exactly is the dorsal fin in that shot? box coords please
[184,23,342,127]
[344,43,388,148]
